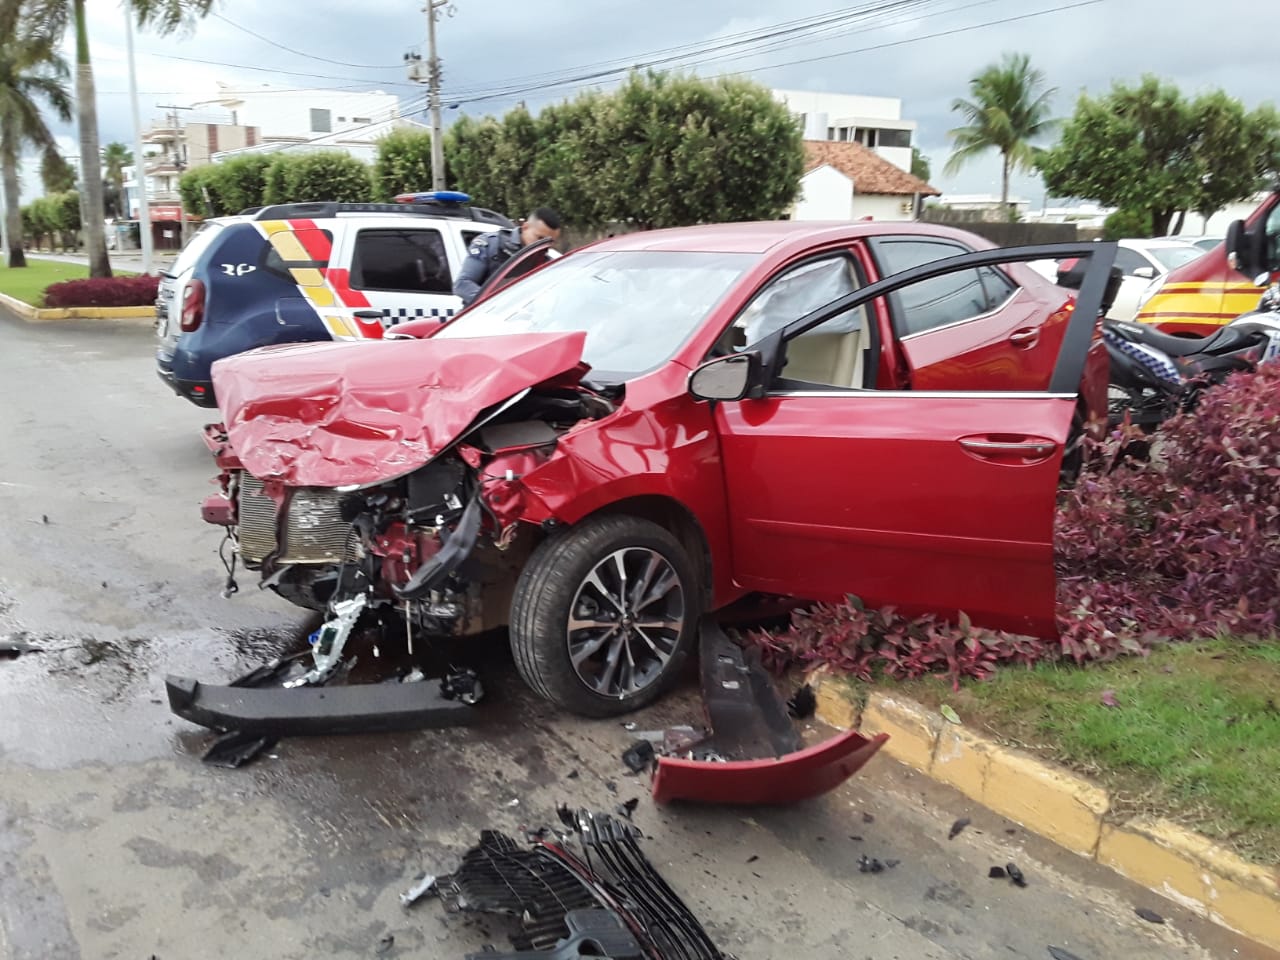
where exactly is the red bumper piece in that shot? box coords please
[651,729,889,806]
[201,493,234,526]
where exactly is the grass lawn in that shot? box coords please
[877,639,1280,864]
[0,258,89,306]
[0,257,137,307]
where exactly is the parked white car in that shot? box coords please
[1158,234,1224,253]
[1027,238,1204,321]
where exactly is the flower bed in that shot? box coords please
[41,274,160,308]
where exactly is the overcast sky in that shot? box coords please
[21,0,1277,208]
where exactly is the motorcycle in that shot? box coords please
[1059,259,1280,430]
[1103,273,1280,429]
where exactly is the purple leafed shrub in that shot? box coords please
[753,364,1280,688]
[42,274,161,308]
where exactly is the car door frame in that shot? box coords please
[705,242,1116,636]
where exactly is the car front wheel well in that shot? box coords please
[586,496,712,608]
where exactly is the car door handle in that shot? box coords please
[1009,328,1039,347]
[959,437,1057,460]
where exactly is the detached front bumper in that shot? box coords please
[165,674,479,736]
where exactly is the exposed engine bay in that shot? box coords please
[206,383,617,662]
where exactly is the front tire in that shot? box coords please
[509,514,700,717]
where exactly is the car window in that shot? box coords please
[170,221,224,275]
[1146,246,1202,271]
[726,255,870,388]
[870,238,988,336]
[1115,247,1155,276]
[351,228,452,294]
[460,229,484,249]
[436,249,754,382]
[977,265,1017,310]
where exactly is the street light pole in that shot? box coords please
[426,0,447,191]
[124,8,154,274]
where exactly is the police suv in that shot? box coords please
[155,191,510,407]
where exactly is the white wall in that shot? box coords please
[774,89,904,122]
[792,167,917,222]
[194,86,401,142]
[794,166,854,220]
[854,193,915,222]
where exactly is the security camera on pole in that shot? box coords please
[406,1,454,192]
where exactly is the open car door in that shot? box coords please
[465,236,558,311]
[704,243,1116,639]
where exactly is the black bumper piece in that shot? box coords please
[165,674,478,736]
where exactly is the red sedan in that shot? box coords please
[194,221,1116,717]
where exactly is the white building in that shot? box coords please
[193,83,402,145]
[773,89,916,173]
[211,117,431,165]
[793,141,939,222]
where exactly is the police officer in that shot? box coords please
[453,207,563,306]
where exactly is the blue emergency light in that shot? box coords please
[393,190,471,204]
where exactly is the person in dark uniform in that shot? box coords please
[453,207,563,306]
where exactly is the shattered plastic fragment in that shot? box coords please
[1006,862,1027,887]
[201,730,276,769]
[616,798,640,820]
[949,817,971,840]
[857,855,885,874]
[787,683,817,719]
[988,866,1007,879]
[1134,907,1165,924]
[400,873,437,908]
[621,740,656,774]
[1048,948,1085,960]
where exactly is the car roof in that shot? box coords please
[584,220,995,256]
[1119,237,1201,250]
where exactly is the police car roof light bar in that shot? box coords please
[393,190,472,205]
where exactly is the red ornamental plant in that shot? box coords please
[42,275,161,308]
[755,364,1280,688]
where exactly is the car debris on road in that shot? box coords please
[426,807,727,959]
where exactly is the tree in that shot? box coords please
[214,154,273,213]
[260,151,373,205]
[1038,77,1280,237]
[17,0,218,277]
[0,0,70,267]
[911,146,931,183]
[447,72,804,229]
[178,164,227,217]
[945,52,1057,209]
[40,149,75,193]
[372,128,435,202]
[101,141,132,213]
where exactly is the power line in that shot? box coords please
[210,13,404,70]
[440,0,942,103]
[150,52,417,86]
[444,0,1102,108]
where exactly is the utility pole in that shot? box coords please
[156,103,192,245]
[413,0,451,191]
[124,8,153,274]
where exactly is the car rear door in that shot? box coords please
[711,243,1116,638]
[866,236,1066,392]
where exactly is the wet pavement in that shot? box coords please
[1,310,1274,960]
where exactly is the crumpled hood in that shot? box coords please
[212,332,587,487]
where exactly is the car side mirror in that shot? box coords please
[689,353,759,402]
[1226,218,1271,277]
[1132,266,1156,280]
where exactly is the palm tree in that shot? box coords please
[16,0,218,277]
[0,1,71,268]
[945,52,1057,211]
[102,141,133,218]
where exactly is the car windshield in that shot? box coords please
[435,249,755,381]
[1148,245,1203,270]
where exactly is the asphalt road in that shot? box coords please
[0,311,1271,960]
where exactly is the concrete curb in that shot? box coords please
[817,681,1280,951]
[0,290,155,324]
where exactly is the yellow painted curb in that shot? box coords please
[816,680,1280,952]
[0,290,155,323]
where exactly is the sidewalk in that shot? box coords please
[28,251,177,273]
